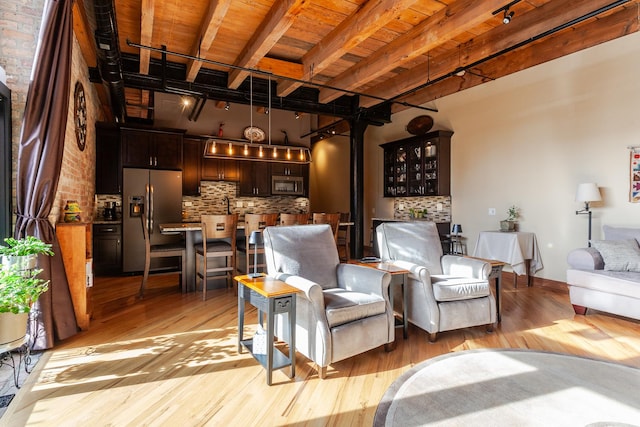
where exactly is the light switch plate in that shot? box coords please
[236,201,243,208]
[248,201,255,207]
[436,203,443,211]
[488,208,496,216]
[183,201,193,207]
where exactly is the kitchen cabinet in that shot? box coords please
[238,162,271,196]
[381,130,452,197]
[93,223,122,275]
[183,138,202,196]
[270,163,306,177]
[121,128,183,170]
[201,158,239,181]
[56,223,92,330]
[95,123,122,194]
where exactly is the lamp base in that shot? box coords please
[247,272,264,278]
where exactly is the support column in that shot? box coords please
[350,116,368,259]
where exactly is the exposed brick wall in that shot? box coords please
[0,1,100,229]
[0,0,45,227]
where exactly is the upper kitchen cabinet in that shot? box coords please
[121,128,184,170]
[238,161,270,197]
[270,163,307,177]
[381,130,452,197]
[182,137,202,196]
[201,158,239,182]
[95,123,122,194]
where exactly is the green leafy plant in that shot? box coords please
[506,205,519,221]
[0,266,49,313]
[0,236,54,257]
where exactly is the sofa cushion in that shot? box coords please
[430,275,491,302]
[323,288,386,327]
[603,225,640,245]
[590,239,640,272]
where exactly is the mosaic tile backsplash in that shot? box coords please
[96,181,309,222]
[392,195,451,223]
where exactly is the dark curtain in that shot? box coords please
[15,0,78,350]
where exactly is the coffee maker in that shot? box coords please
[103,202,116,220]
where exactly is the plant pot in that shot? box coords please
[500,220,516,232]
[0,312,28,353]
[1,254,36,272]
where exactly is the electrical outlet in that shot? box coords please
[183,201,193,207]
[436,203,443,211]
[398,203,405,210]
[236,201,243,208]
[488,208,496,216]
[248,201,255,207]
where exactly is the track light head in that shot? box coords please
[224,101,230,111]
[503,10,514,24]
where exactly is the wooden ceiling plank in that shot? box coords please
[361,0,630,108]
[72,0,98,68]
[185,0,233,82]
[391,5,639,113]
[276,0,420,97]
[318,0,505,104]
[227,0,309,89]
[139,0,155,75]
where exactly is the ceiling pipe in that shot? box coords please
[88,0,127,123]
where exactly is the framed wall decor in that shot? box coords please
[74,81,87,151]
[630,146,640,203]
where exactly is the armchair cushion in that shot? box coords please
[324,288,386,327]
[430,275,492,302]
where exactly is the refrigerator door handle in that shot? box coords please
[145,183,151,235]
[150,184,155,234]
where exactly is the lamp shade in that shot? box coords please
[575,183,602,203]
[451,224,462,234]
[249,230,263,245]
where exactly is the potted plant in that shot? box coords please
[0,236,53,352]
[500,205,519,231]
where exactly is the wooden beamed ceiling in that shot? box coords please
[72,0,640,124]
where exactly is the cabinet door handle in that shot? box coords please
[154,157,158,166]
[149,156,153,166]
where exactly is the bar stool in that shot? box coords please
[279,213,310,225]
[195,214,238,300]
[238,213,279,275]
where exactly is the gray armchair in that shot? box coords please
[263,224,394,378]
[376,221,496,342]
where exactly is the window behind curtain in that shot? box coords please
[0,80,11,239]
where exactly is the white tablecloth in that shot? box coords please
[473,231,543,275]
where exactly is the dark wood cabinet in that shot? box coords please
[93,223,121,275]
[381,130,452,197]
[182,138,202,196]
[121,128,183,170]
[95,123,122,194]
[270,163,305,177]
[201,158,239,181]
[238,162,271,196]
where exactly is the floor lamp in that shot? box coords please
[575,183,602,247]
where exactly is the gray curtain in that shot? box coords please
[15,0,78,349]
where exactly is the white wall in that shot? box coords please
[365,32,640,282]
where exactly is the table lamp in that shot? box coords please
[451,224,462,236]
[248,230,264,278]
[575,183,602,247]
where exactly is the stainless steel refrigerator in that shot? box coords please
[122,168,183,273]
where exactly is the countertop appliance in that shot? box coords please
[122,168,183,273]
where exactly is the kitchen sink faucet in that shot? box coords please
[223,196,231,214]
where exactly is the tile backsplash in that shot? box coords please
[392,195,451,222]
[96,181,309,222]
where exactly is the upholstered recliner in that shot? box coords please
[263,224,394,378]
[376,221,496,342]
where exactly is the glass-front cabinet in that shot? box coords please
[381,130,452,197]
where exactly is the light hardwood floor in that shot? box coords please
[3,273,640,426]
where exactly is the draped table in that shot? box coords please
[473,231,543,287]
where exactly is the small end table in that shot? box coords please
[348,261,410,339]
[235,274,299,386]
[464,256,506,322]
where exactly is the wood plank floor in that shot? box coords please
[3,273,640,426]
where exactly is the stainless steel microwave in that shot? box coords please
[272,175,304,195]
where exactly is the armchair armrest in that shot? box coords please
[270,272,325,309]
[336,264,390,298]
[567,247,604,270]
[441,255,490,279]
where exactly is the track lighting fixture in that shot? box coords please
[503,9,514,24]
[295,111,300,119]
[224,101,230,110]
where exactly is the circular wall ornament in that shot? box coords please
[74,81,87,151]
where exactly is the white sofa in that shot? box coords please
[566,225,640,321]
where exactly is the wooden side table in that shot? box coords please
[465,256,505,322]
[235,274,298,386]
[348,261,410,339]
